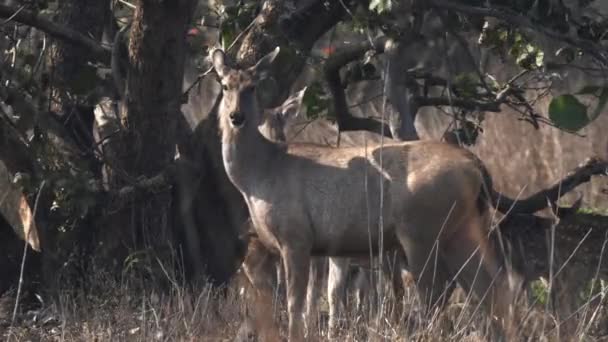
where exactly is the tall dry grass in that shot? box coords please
[2,240,607,342]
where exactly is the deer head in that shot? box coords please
[260,87,306,142]
[212,47,281,137]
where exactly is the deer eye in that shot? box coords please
[222,84,229,91]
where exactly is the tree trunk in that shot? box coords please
[100,0,196,282]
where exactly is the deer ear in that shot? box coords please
[274,87,307,119]
[250,46,280,81]
[211,48,228,78]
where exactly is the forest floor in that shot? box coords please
[1,262,607,342]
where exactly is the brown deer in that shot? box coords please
[212,47,522,341]
[248,89,411,337]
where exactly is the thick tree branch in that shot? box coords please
[324,36,392,138]
[493,157,608,216]
[427,0,608,67]
[0,4,110,62]
[324,36,389,72]
[279,0,364,50]
[235,0,367,107]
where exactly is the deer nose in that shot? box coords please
[229,111,245,126]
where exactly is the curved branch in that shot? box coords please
[0,4,110,62]
[491,157,608,215]
[324,36,392,138]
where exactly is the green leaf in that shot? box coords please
[548,94,590,131]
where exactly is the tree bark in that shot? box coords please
[100,0,196,281]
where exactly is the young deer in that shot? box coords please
[213,47,521,341]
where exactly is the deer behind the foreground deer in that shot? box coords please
[212,47,522,341]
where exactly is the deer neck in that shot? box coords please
[220,120,284,194]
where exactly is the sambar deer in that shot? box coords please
[245,89,411,337]
[212,47,522,341]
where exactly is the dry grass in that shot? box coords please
[1,260,607,342]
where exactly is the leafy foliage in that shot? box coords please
[479,24,545,69]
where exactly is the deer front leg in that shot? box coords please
[328,257,349,339]
[281,247,311,342]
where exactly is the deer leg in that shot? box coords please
[327,257,349,339]
[400,238,455,314]
[382,249,411,321]
[275,258,285,307]
[242,239,279,301]
[281,247,310,342]
[442,222,522,341]
[352,266,371,315]
[304,258,322,336]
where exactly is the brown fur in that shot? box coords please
[247,89,411,337]
[212,47,522,341]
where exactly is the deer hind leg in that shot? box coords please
[382,249,410,321]
[327,257,350,339]
[304,258,325,337]
[442,217,522,341]
[352,265,375,317]
[281,247,311,342]
[402,240,456,316]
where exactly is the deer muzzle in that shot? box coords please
[230,111,245,127]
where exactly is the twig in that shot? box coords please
[118,0,136,9]
[0,4,24,25]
